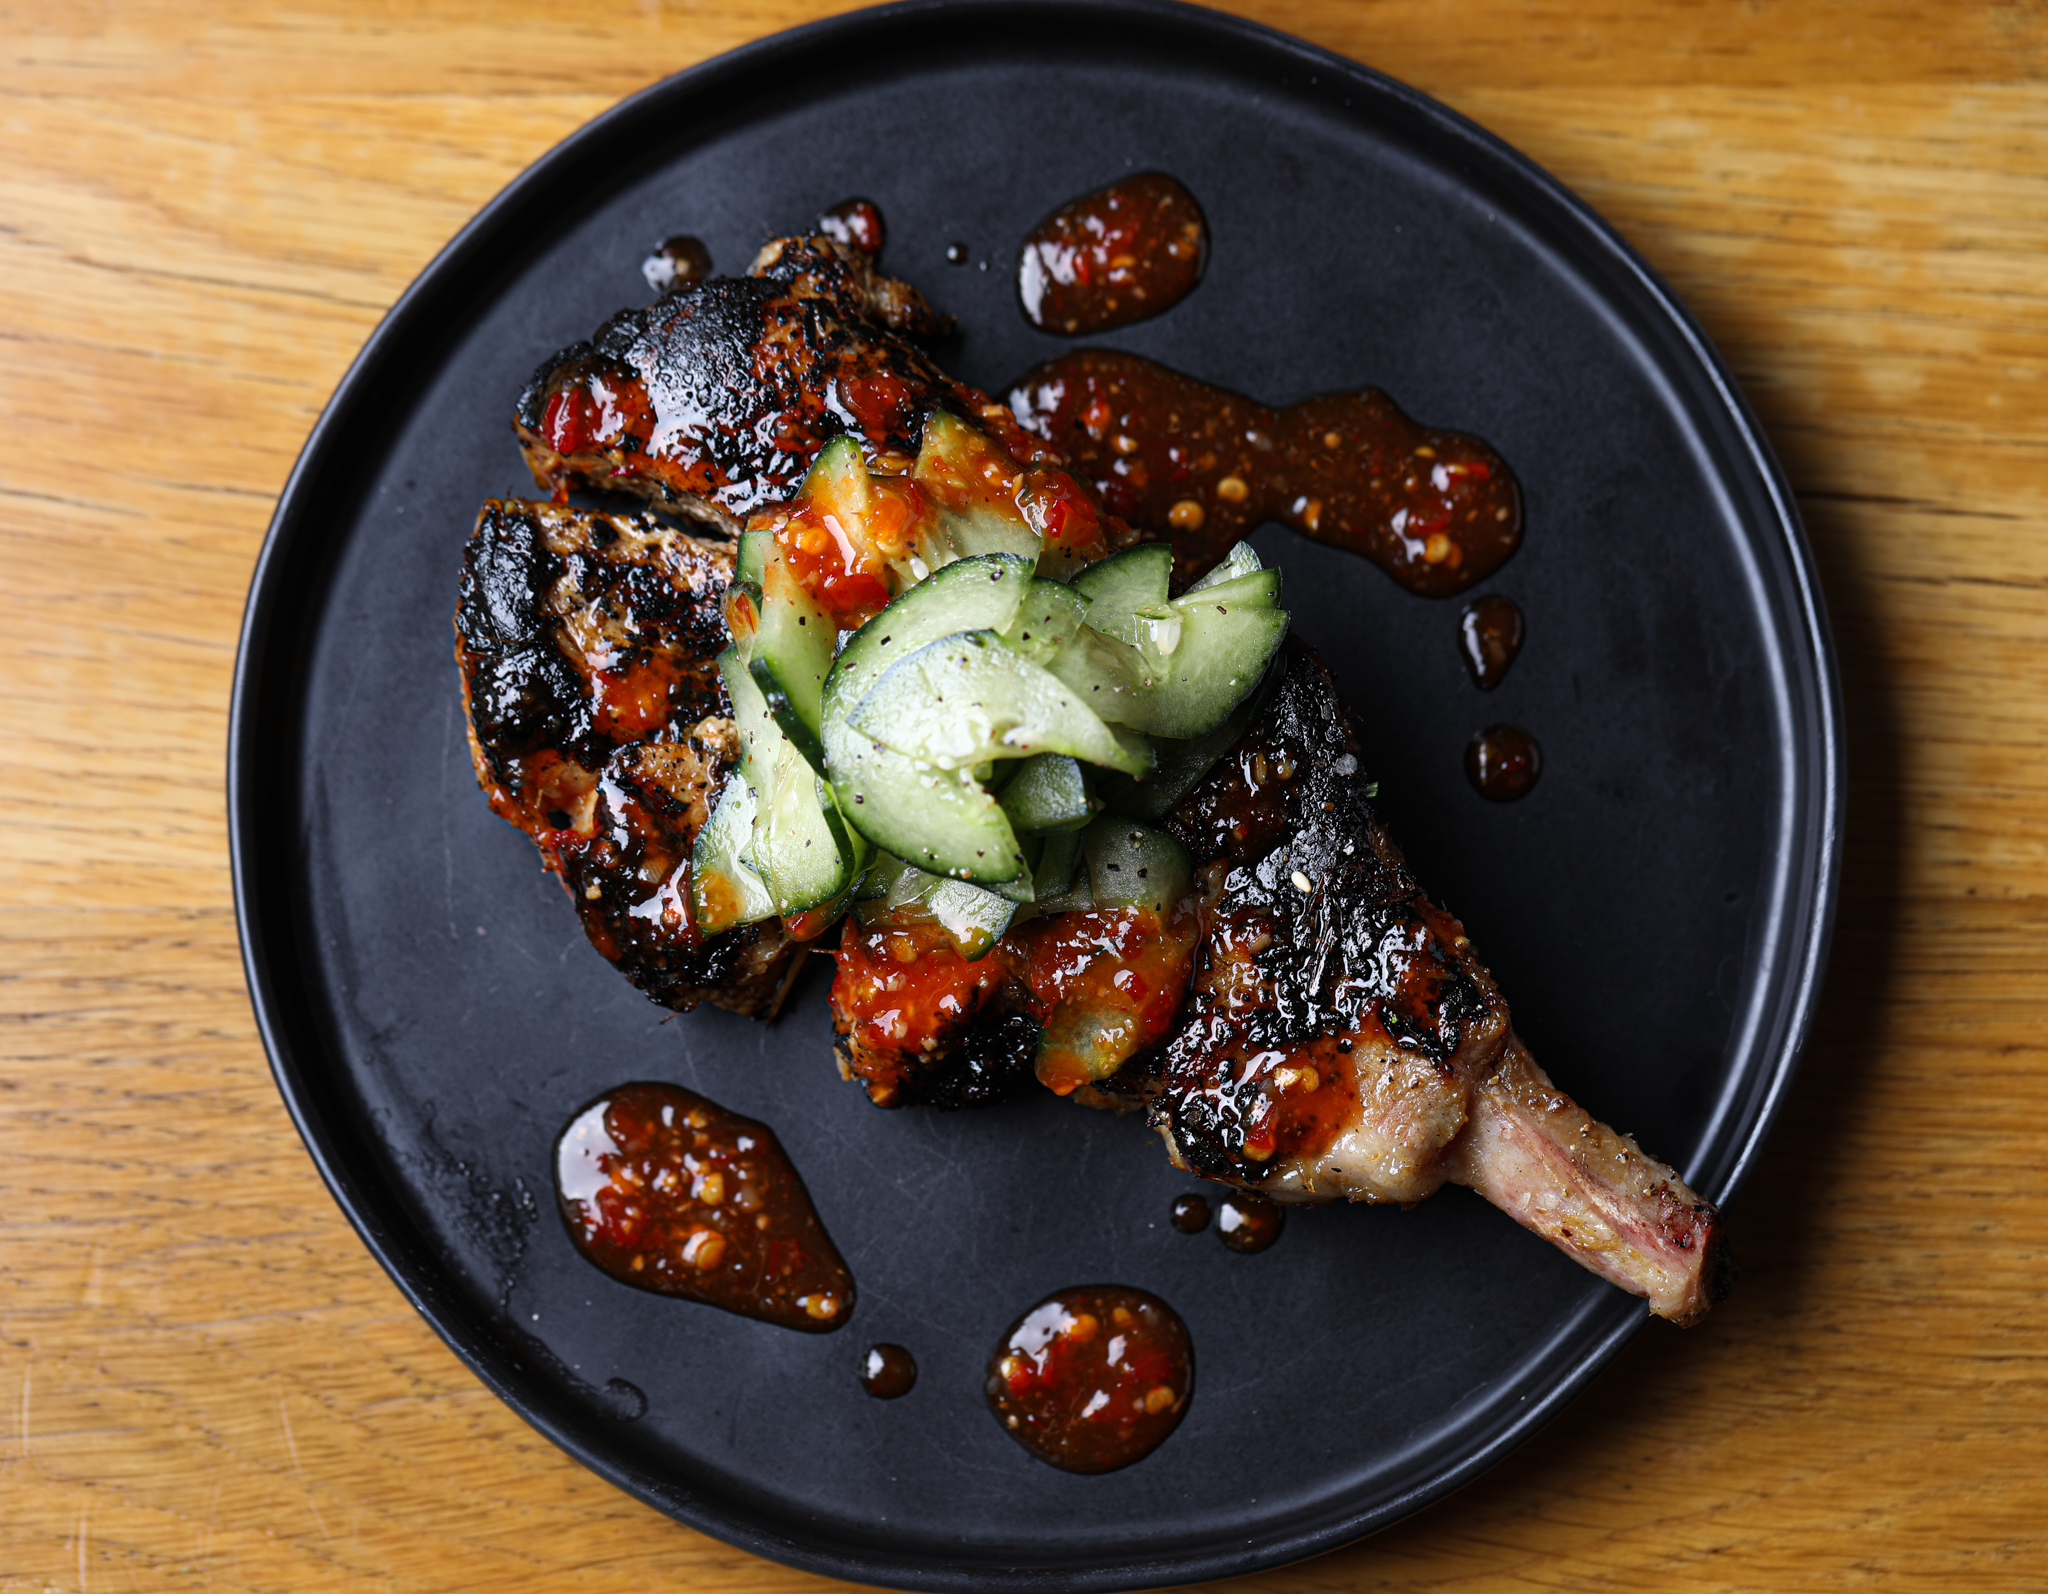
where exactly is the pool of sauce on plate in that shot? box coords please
[860,1343,918,1399]
[1466,724,1542,802]
[1216,1190,1286,1253]
[1458,594,1524,690]
[1169,1193,1211,1233]
[555,1081,853,1332]
[985,1285,1193,1473]
[1018,172,1208,335]
[641,235,713,296]
[1009,349,1522,596]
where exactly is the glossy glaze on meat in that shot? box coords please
[515,234,990,532]
[824,637,1729,1324]
[455,498,800,1014]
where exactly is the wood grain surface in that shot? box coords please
[3,1,2045,1588]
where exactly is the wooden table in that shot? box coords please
[4,2,2043,1587]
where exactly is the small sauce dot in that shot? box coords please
[818,197,884,255]
[985,1285,1193,1473]
[1458,594,1525,690]
[1216,1191,1285,1253]
[1170,1193,1211,1233]
[1466,724,1542,802]
[641,235,712,296]
[860,1343,918,1399]
[946,241,970,265]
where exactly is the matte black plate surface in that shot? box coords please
[230,3,1840,1587]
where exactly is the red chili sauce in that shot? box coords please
[1006,902,1199,1096]
[1459,594,1524,690]
[555,1082,854,1332]
[1466,723,1542,802]
[860,1343,918,1399]
[1018,172,1208,335]
[1009,349,1522,597]
[986,1285,1193,1473]
[1216,1190,1286,1253]
[819,196,885,256]
[641,234,713,296]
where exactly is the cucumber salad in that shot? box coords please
[690,412,1289,956]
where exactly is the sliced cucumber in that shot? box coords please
[913,411,1042,569]
[721,648,859,915]
[749,535,835,771]
[821,556,1043,883]
[852,853,1019,959]
[1032,828,1086,906]
[1071,542,1173,645]
[999,578,1089,669]
[1133,595,1287,740]
[826,553,1037,713]
[804,434,874,527]
[847,630,1155,778]
[999,753,1098,833]
[1083,816,1194,915]
[1100,656,1279,820]
[690,771,776,935]
[1184,539,1264,594]
[735,526,772,586]
[1175,566,1281,611]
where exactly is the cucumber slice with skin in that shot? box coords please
[1071,542,1173,645]
[822,556,1043,882]
[999,753,1099,833]
[721,649,859,915]
[851,853,1019,958]
[1032,827,1085,904]
[735,526,772,586]
[1172,566,1281,612]
[1184,539,1264,594]
[848,630,1155,778]
[690,771,776,935]
[999,578,1089,669]
[748,534,835,772]
[805,434,874,528]
[1083,816,1194,914]
[1100,656,1281,820]
[912,412,1042,572]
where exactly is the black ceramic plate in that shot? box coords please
[230,2,1840,1587]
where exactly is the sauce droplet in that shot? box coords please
[1458,594,1525,690]
[1170,1193,1211,1233]
[818,197,885,256]
[1017,172,1208,336]
[601,1377,648,1422]
[985,1285,1193,1473]
[1009,350,1522,597]
[641,235,712,296]
[1216,1191,1286,1253]
[555,1081,855,1333]
[946,241,970,265]
[860,1343,918,1399]
[1466,724,1542,802]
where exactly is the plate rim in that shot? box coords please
[228,1,1843,1587]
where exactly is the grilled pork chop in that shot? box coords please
[831,639,1728,1324]
[455,498,801,1014]
[515,231,1020,532]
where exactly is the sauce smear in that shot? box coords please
[1458,594,1525,689]
[555,1081,854,1332]
[985,1285,1193,1473]
[860,1343,918,1399]
[1009,349,1522,596]
[1466,724,1542,802]
[1018,172,1208,335]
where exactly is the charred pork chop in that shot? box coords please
[455,498,800,1014]
[830,639,1728,1325]
[515,231,1045,532]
